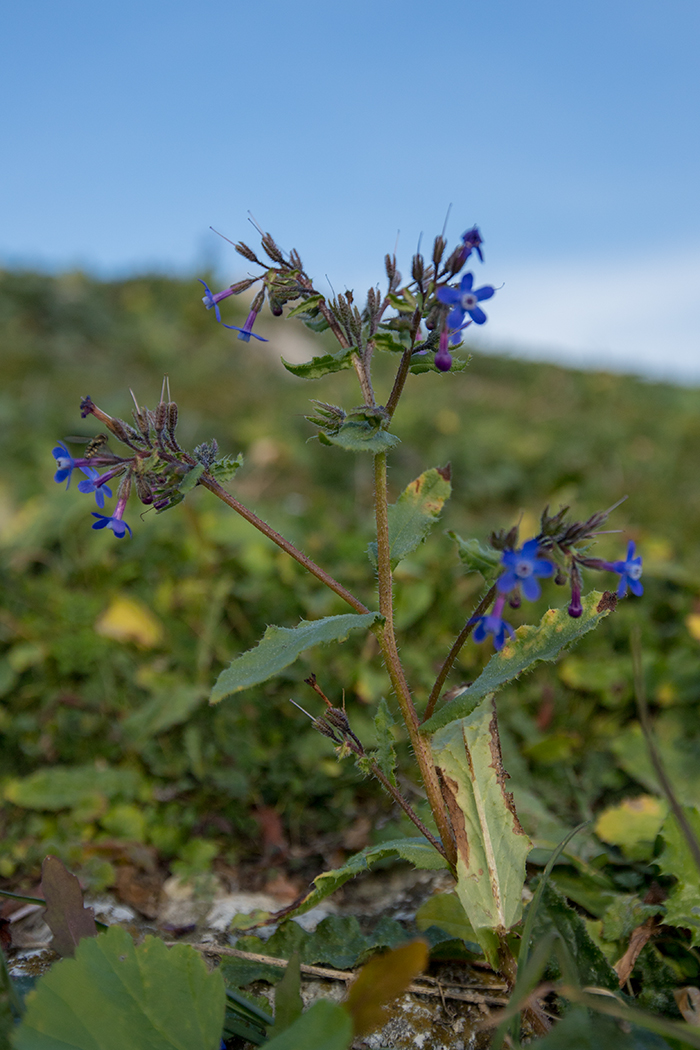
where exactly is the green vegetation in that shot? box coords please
[2,268,700,1025]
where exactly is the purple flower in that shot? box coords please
[199,279,235,323]
[437,272,495,327]
[461,226,484,263]
[78,467,113,509]
[223,309,269,343]
[497,539,555,601]
[434,331,453,372]
[607,540,643,598]
[568,577,583,618]
[91,492,131,538]
[471,595,514,651]
[53,442,76,487]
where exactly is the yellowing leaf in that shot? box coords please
[595,795,667,860]
[686,614,700,642]
[343,940,428,1037]
[95,597,164,648]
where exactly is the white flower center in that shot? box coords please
[629,564,642,580]
[460,292,478,310]
[515,560,533,578]
[56,457,71,469]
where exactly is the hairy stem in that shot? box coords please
[373,452,457,869]
[199,475,370,615]
[366,757,447,861]
[385,347,413,419]
[423,584,497,723]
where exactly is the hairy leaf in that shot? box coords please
[431,697,531,948]
[285,293,326,320]
[415,891,478,944]
[282,346,355,380]
[344,940,428,1037]
[261,999,352,1050]
[178,462,205,493]
[371,698,398,786]
[325,419,400,453]
[12,924,225,1050]
[208,453,243,483]
[530,881,619,990]
[421,591,614,733]
[274,838,448,921]
[367,467,451,569]
[656,806,700,945]
[448,532,503,582]
[210,612,380,703]
[40,856,97,958]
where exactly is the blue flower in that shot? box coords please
[53,442,76,487]
[91,512,132,538]
[497,539,554,601]
[223,309,269,343]
[437,273,495,327]
[608,540,643,598]
[198,279,235,323]
[78,467,113,508]
[461,226,484,263]
[471,594,514,650]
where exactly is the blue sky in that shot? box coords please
[3,0,699,381]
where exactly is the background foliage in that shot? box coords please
[2,269,700,997]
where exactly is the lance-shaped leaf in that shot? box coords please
[343,940,429,1037]
[371,698,397,786]
[448,531,503,583]
[274,838,448,922]
[41,855,97,957]
[261,1000,352,1050]
[368,467,451,569]
[13,924,225,1050]
[210,613,380,703]
[323,419,400,454]
[431,696,531,958]
[421,591,615,733]
[177,462,205,493]
[282,346,356,380]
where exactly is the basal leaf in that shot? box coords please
[367,467,451,569]
[529,881,619,990]
[210,612,380,704]
[282,346,355,380]
[421,591,614,733]
[343,940,428,1037]
[325,419,400,454]
[41,856,97,957]
[268,953,302,1039]
[12,924,225,1050]
[261,999,352,1050]
[277,838,448,921]
[448,532,503,582]
[656,806,700,945]
[415,891,478,945]
[431,696,531,940]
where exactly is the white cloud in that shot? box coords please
[468,249,700,384]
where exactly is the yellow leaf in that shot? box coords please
[686,614,700,642]
[595,795,667,860]
[95,597,164,648]
[343,940,428,1037]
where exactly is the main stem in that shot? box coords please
[199,476,370,615]
[373,452,457,870]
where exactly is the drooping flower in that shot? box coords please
[471,594,514,651]
[223,309,269,343]
[53,442,76,487]
[607,540,643,598]
[198,279,236,323]
[461,226,484,263]
[91,490,131,538]
[78,467,113,508]
[497,539,555,601]
[437,272,495,327]
[568,574,583,618]
[434,331,453,372]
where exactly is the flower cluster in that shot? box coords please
[470,506,643,650]
[51,384,217,538]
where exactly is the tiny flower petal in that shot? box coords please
[91,512,132,538]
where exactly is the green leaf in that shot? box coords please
[208,453,243,483]
[274,838,448,921]
[122,684,206,742]
[448,532,503,582]
[261,1000,352,1050]
[3,764,143,812]
[12,924,225,1050]
[367,467,451,569]
[530,1008,675,1049]
[594,796,667,861]
[268,953,303,1039]
[40,856,97,957]
[282,346,355,380]
[415,891,478,944]
[325,419,400,454]
[431,697,531,943]
[285,294,326,320]
[530,881,619,990]
[209,612,380,703]
[373,330,410,354]
[372,698,397,787]
[421,591,614,733]
[610,713,700,807]
[656,806,700,945]
[178,462,205,493]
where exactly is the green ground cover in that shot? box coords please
[2,269,700,1011]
